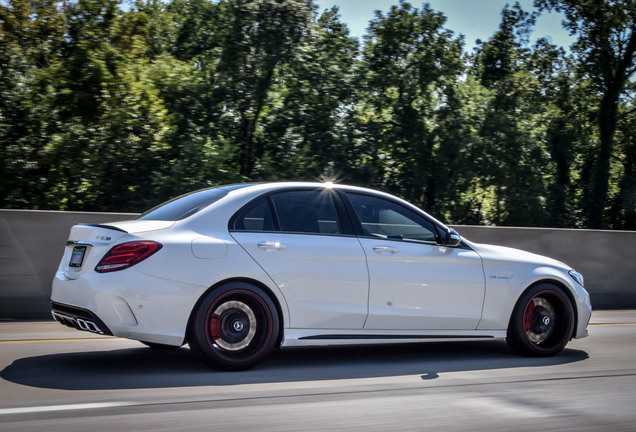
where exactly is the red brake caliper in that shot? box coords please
[523,300,536,333]
[209,314,221,341]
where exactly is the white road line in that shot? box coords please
[0,402,135,415]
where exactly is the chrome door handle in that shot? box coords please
[373,246,399,255]
[258,241,287,251]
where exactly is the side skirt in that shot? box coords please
[281,329,506,347]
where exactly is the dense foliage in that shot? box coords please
[1,0,634,228]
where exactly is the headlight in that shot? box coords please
[568,270,585,287]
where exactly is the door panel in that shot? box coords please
[360,238,485,330]
[230,189,368,329]
[232,233,369,329]
[344,192,486,330]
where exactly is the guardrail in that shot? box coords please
[1,209,634,318]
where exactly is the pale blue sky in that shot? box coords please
[314,0,574,52]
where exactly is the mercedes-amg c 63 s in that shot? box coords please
[51,182,591,370]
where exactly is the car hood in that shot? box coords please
[468,241,569,269]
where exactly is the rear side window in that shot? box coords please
[137,188,228,221]
[231,197,276,231]
[270,190,342,234]
[231,189,344,235]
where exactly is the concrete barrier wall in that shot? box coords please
[1,209,634,318]
[0,210,136,318]
[450,225,636,310]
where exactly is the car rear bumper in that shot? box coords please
[51,302,114,335]
[51,268,203,346]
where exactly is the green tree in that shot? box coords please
[527,39,594,228]
[137,0,237,199]
[210,0,315,179]
[358,0,464,211]
[608,81,636,228]
[536,0,636,228]
[0,0,64,207]
[42,0,171,211]
[472,4,552,226]
[254,6,360,181]
[1,0,632,228]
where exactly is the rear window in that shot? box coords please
[136,188,229,221]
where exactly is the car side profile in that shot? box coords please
[51,182,591,370]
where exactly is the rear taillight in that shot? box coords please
[95,241,162,273]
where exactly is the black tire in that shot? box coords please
[188,282,279,371]
[140,341,182,350]
[507,284,575,357]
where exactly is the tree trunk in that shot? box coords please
[587,88,619,228]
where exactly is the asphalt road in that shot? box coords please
[1,310,635,431]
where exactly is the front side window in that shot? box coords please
[346,193,438,244]
[271,190,342,235]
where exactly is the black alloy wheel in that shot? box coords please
[189,282,279,371]
[507,284,575,357]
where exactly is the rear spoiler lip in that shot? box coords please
[78,223,129,233]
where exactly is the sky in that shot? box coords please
[313,0,574,52]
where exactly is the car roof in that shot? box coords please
[221,181,385,195]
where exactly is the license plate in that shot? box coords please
[69,246,87,268]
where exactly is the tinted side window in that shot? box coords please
[232,197,275,231]
[271,190,342,234]
[346,193,438,244]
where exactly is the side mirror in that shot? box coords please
[445,228,462,247]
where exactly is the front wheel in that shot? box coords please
[507,284,575,357]
[188,283,279,371]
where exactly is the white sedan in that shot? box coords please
[51,182,591,370]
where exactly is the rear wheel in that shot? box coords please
[507,284,574,357]
[188,283,279,371]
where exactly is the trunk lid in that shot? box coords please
[61,220,174,279]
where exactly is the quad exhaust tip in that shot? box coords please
[51,311,104,334]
